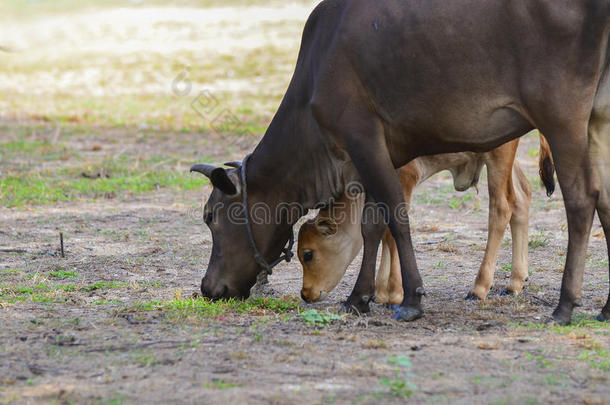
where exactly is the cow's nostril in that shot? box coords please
[201,278,228,300]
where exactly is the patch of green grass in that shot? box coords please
[139,280,164,289]
[0,269,20,278]
[380,355,417,399]
[93,299,123,306]
[0,279,129,303]
[579,348,610,371]
[120,296,301,322]
[93,392,129,405]
[129,353,158,367]
[529,231,549,249]
[49,269,80,279]
[510,313,610,335]
[204,379,242,390]
[0,165,207,207]
[448,194,475,210]
[297,309,341,327]
[83,281,129,292]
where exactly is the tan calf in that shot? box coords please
[298,135,554,304]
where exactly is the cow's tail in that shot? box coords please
[538,133,555,197]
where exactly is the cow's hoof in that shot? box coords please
[596,312,609,322]
[393,306,423,322]
[552,306,572,326]
[499,289,515,296]
[389,304,401,311]
[340,297,372,315]
[465,293,481,301]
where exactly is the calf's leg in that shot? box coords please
[505,162,532,295]
[375,229,393,304]
[387,235,404,307]
[467,141,519,300]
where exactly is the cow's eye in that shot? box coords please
[303,251,314,263]
[204,212,213,225]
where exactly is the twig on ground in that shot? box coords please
[0,248,29,254]
[60,232,65,258]
[85,340,195,353]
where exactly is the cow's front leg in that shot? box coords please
[343,134,423,321]
[342,194,386,314]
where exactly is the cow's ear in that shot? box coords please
[315,218,338,236]
[210,168,238,195]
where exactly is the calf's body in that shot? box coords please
[299,137,554,304]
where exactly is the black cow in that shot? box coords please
[192,0,610,325]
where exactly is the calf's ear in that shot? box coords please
[315,218,338,237]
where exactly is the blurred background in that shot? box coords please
[0,0,318,207]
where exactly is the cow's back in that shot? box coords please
[309,0,609,165]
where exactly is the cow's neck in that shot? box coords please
[246,102,344,220]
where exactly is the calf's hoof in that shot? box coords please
[596,312,609,322]
[499,289,515,296]
[464,293,481,301]
[393,306,423,322]
[340,296,373,315]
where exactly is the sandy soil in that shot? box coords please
[1,125,609,405]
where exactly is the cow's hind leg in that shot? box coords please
[342,193,386,314]
[590,110,610,322]
[543,125,598,325]
[597,206,610,322]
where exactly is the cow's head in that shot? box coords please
[297,216,362,302]
[192,162,291,300]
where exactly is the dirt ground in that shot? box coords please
[1,2,609,404]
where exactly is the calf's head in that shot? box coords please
[297,215,363,302]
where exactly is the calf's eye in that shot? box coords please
[303,251,314,262]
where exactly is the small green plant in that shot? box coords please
[297,309,340,327]
[129,353,157,367]
[529,231,549,249]
[0,269,20,278]
[380,355,417,398]
[579,348,610,371]
[49,268,80,279]
[84,281,129,292]
[204,379,242,389]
